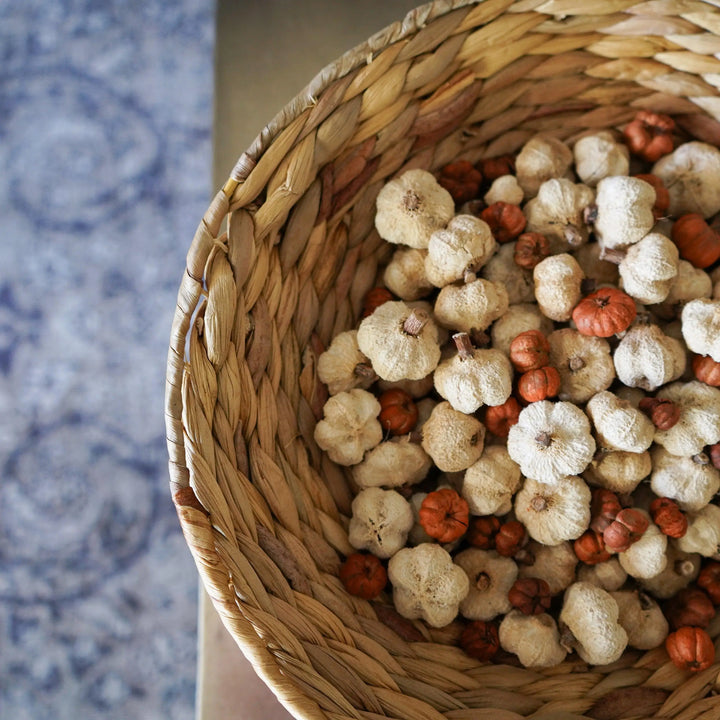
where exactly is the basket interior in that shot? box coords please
[166,2,720,718]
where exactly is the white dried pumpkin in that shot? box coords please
[585,391,654,454]
[618,233,679,305]
[594,176,656,251]
[573,131,629,187]
[533,253,585,322]
[515,135,574,198]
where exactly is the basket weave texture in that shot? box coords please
[166,2,720,718]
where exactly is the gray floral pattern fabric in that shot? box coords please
[0,1,214,717]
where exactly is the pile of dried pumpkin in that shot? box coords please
[313,111,720,671]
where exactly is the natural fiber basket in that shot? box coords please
[166,2,720,718]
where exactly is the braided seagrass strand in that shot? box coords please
[165,1,720,718]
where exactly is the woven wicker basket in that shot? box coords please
[166,2,720,718]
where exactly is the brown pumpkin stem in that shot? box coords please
[535,431,552,448]
[599,246,626,264]
[354,362,376,378]
[453,332,475,360]
[569,356,585,372]
[475,572,492,591]
[531,494,548,512]
[583,203,598,225]
[403,190,422,213]
[464,268,478,284]
[559,623,577,653]
[407,430,423,444]
[514,548,535,566]
[676,559,697,577]
[564,224,583,248]
[403,309,429,336]
[692,452,710,466]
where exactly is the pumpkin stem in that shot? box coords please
[514,548,535,566]
[403,190,422,213]
[692,452,709,466]
[535,431,552,448]
[599,245,626,264]
[354,362,376,379]
[569,356,586,372]
[453,332,475,360]
[475,572,492,592]
[583,203,598,226]
[403,309,429,336]
[559,623,577,653]
[676,559,697,577]
[463,268,478,284]
[564,224,583,248]
[530,494,548,512]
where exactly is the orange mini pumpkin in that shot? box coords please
[650,497,688,539]
[460,620,500,661]
[708,443,720,470]
[495,520,527,557]
[665,587,715,630]
[467,515,501,549]
[509,330,551,372]
[508,577,552,616]
[603,508,649,553]
[638,397,681,430]
[484,397,521,438]
[623,110,675,162]
[697,561,720,605]
[572,287,637,338]
[378,389,419,436]
[517,366,561,403]
[574,530,612,565]
[478,154,515,181]
[590,488,622,534]
[438,159,483,205]
[514,232,551,270]
[339,553,387,600]
[666,627,715,672]
[418,488,470,543]
[480,201,527,243]
[672,213,720,269]
[692,354,720,387]
[362,287,394,317]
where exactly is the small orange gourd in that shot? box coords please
[514,232,551,270]
[603,508,649,553]
[665,587,715,630]
[697,561,720,605]
[478,154,515,181]
[484,397,521,438]
[623,110,675,162]
[509,330,550,372]
[467,515,501,549]
[665,627,715,672]
[639,397,681,430]
[508,577,552,616]
[590,488,622,534]
[494,520,527,557]
[378,389,419,436]
[480,201,527,243]
[460,620,500,661]
[692,354,720,387]
[418,488,470,543]
[650,497,688,539]
[438,160,483,204]
[671,213,720,269]
[572,287,637,338]
[574,530,612,565]
[517,366,561,403]
[339,553,388,599]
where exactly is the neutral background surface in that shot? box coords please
[204,2,421,718]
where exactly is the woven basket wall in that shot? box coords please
[165,2,720,718]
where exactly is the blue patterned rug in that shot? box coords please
[0,2,214,717]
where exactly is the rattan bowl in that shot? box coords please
[166,2,720,718]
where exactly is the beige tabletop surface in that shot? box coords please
[201,2,420,719]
